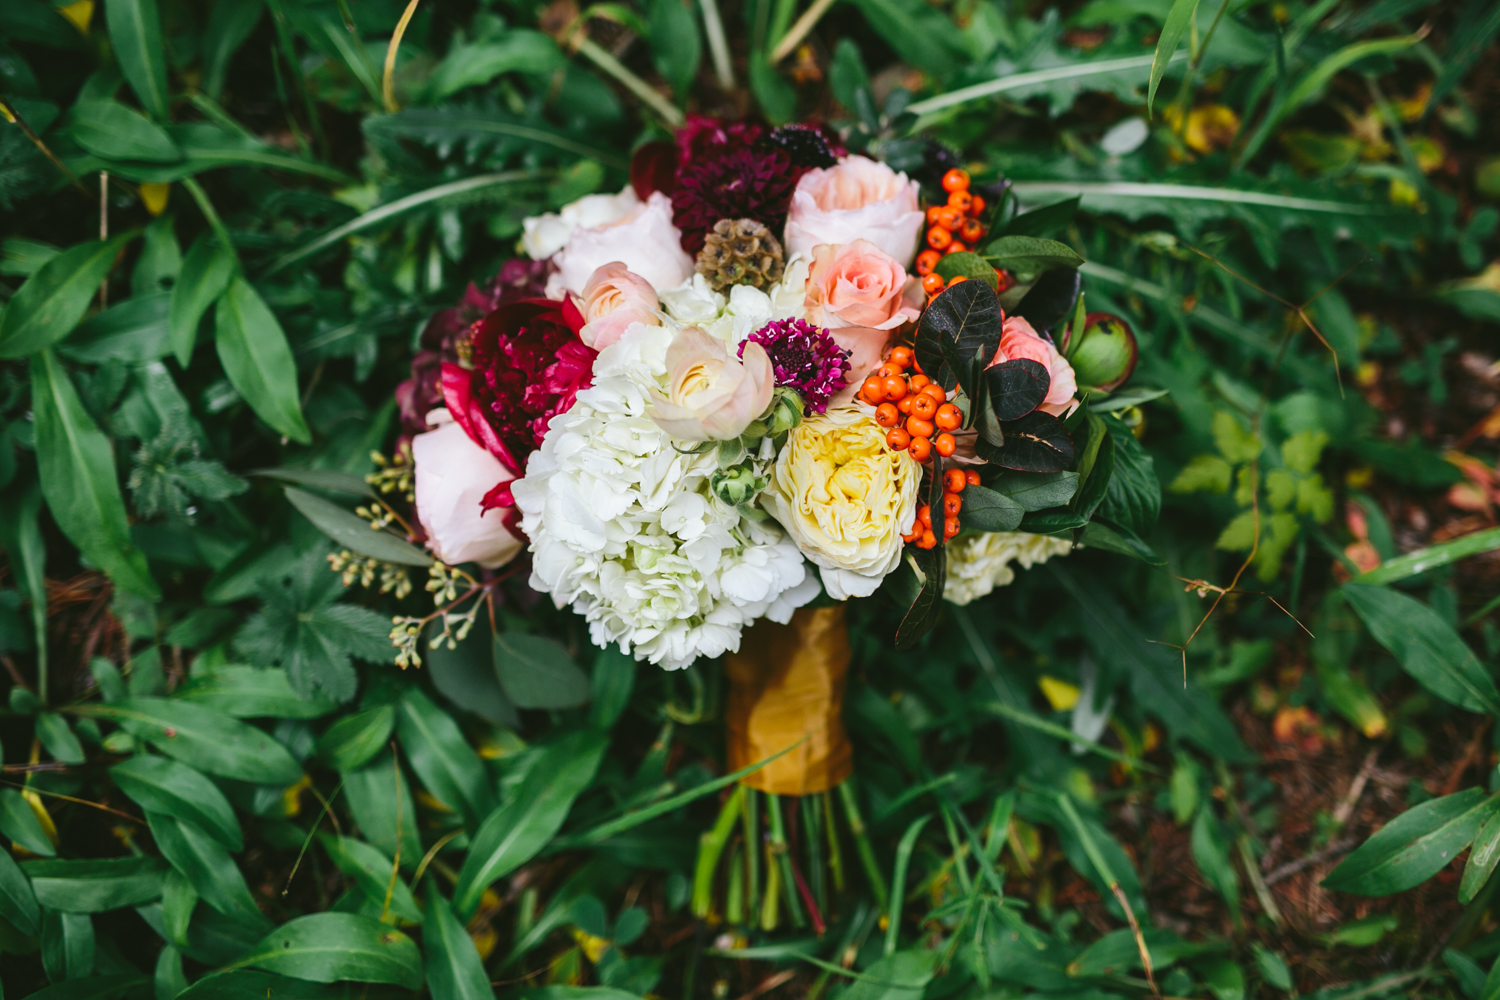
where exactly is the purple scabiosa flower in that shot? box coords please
[740,318,851,414]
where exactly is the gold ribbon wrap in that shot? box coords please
[724,605,853,796]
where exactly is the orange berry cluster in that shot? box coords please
[859,346,961,461]
[903,467,982,549]
[915,169,988,297]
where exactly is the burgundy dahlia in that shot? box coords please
[672,146,801,255]
[741,319,850,414]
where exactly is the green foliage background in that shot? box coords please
[1,0,1499,997]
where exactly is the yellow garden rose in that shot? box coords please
[762,405,921,600]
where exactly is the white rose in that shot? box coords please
[546,190,695,298]
[522,187,641,260]
[782,156,925,267]
[412,409,524,569]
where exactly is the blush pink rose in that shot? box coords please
[988,315,1079,416]
[804,240,922,331]
[783,156,925,267]
[546,190,694,297]
[577,262,661,350]
[650,327,775,441]
[412,409,524,569]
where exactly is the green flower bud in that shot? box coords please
[710,463,766,507]
[1067,312,1138,392]
[764,388,804,437]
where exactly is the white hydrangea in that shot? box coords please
[659,256,810,347]
[511,321,819,670]
[943,531,1073,606]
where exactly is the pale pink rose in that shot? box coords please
[412,409,523,569]
[577,263,660,350]
[988,315,1079,416]
[804,240,922,331]
[547,191,694,298]
[783,156,925,266]
[649,327,775,441]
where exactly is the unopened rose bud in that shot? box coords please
[764,388,805,437]
[1067,312,1138,392]
[711,464,765,507]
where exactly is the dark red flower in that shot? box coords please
[672,146,801,255]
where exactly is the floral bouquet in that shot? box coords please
[387,115,1148,800]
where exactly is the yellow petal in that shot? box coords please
[139,182,171,216]
[1038,675,1079,711]
[58,0,94,34]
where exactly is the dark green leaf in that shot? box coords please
[1098,416,1159,535]
[894,464,949,650]
[1462,804,1500,904]
[423,31,565,101]
[1080,519,1165,564]
[0,787,56,856]
[31,350,160,599]
[0,236,136,358]
[214,278,311,444]
[178,971,344,1000]
[649,0,701,97]
[174,666,336,720]
[202,0,264,100]
[1069,413,1113,520]
[1191,810,1240,923]
[36,712,85,764]
[843,0,961,76]
[493,632,592,710]
[932,251,1000,289]
[252,467,375,498]
[1149,0,1200,113]
[76,699,302,785]
[1343,583,1500,715]
[317,705,395,773]
[914,278,1002,394]
[837,949,935,1000]
[957,486,1025,532]
[342,750,422,868]
[397,687,497,828]
[169,236,235,367]
[234,913,423,989]
[424,886,492,1000]
[0,843,40,934]
[975,411,1075,472]
[1324,788,1494,895]
[147,811,267,926]
[319,835,421,923]
[983,235,1085,276]
[111,754,242,851]
[23,856,167,912]
[60,292,171,364]
[42,910,96,983]
[69,100,181,162]
[155,944,189,1000]
[748,53,796,126]
[454,729,608,917]
[1011,267,1081,334]
[23,976,148,1000]
[589,648,635,731]
[104,0,171,118]
[986,359,1050,421]
[1428,0,1500,117]
[991,470,1079,510]
[1001,197,1080,239]
[428,622,518,727]
[284,487,431,566]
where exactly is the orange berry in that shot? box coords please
[944,516,961,539]
[909,436,932,461]
[934,432,957,457]
[969,194,986,216]
[890,345,914,367]
[944,468,968,493]
[918,505,933,530]
[906,416,935,439]
[861,375,883,398]
[897,395,916,415]
[917,530,938,550]
[877,363,902,379]
[942,168,970,192]
[908,374,931,391]
[935,403,962,430]
[935,207,963,231]
[911,394,938,420]
[926,205,945,225]
[927,226,953,251]
[921,383,946,403]
[944,239,968,255]
[876,403,900,427]
[915,249,942,276]
[886,427,911,450]
[947,274,969,286]
[921,273,945,296]
[947,190,973,213]
[943,492,962,517]
[911,357,924,374]
[960,218,984,243]
[965,469,981,487]
[882,375,908,401]
[903,529,920,544]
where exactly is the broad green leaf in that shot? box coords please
[214,278,311,444]
[1148,0,1199,114]
[514,990,647,1000]
[42,910,96,983]
[104,0,170,118]
[1002,197,1081,239]
[342,750,422,868]
[31,350,159,599]
[23,856,168,912]
[0,844,40,934]
[589,648,634,731]
[844,0,961,77]
[957,485,1025,532]
[648,0,701,97]
[59,292,171,364]
[0,787,56,856]
[68,100,181,162]
[23,976,148,1000]
[233,913,423,989]
[1343,583,1500,715]
[1251,944,1292,991]
[1067,927,1207,977]
[983,236,1085,276]
[428,622,518,728]
[319,835,421,923]
[1324,788,1494,895]
[155,944,189,1000]
[284,487,432,566]
[202,0,265,100]
[1446,949,1487,1000]
[111,754,243,851]
[1354,526,1500,585]
[0,236,136,358]
[993,470,1080,510]
[493,632,592,709]
[424,886,492,1000]
[317,705,395,773]
[147,811,267,926]
[932,251,1001,290]
[397,687,497,827]
[174,666,337,720]
[36,712,85,764]
[838,949,936,1000]
[169,235,235,367]
[161,868,197,947]
[0,487,49,702]
[178,971,344,1000]
[251,466,374,498]
[1197,956,1246,1000]
[76,699,302,785]
[1461,804,1500,904]
[1099,416,1159,535]
[454,729,608,917]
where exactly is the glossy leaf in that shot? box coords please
[23,856,168,912]
[983,235,1084,276]
[976,411,1075,472]
[991,470,1080,510]
[24,976,147,1000]
[1462,805,1500,904]
[174,666,337,720]
[915,278,1002,394]
[233,913,423,989]
[59,292,172,364]
[493,632,592,710]
[0,787,56,856]
[454,729,608,917]
[957,485,1025,532]
[284,487,432,566]
[214,277,311,444]
[36,712,85,764]
[1324,788,1495,896]
[424,886,492,1000]
[319,835,421,923]
[1001,197,1081,239]
[932,251,1000,289]
[342,750,422,868]
[148,811,267,926]
[31,350,160,599]
[0,235,136,358]
[1011,267,1081,334]
[317,705,396,773]
[178,971,343,1000]
[69,100,181,162]
[104,0,171,118]
[1343,583,1500,715]
[111,755,242,851]
[0,844,40,935]
[41,910,95,983]
[169,235,235,367]
[397,687,497,828]
[76,698,303,785]
[985,358,1050,421]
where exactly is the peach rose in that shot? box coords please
[649,326,775,441]
[989,315,1079,416]
[783,156,925,266]
[412,409,524,569]
[577,263,660,351]
[802,241,922,400]
[546,190,695,298]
